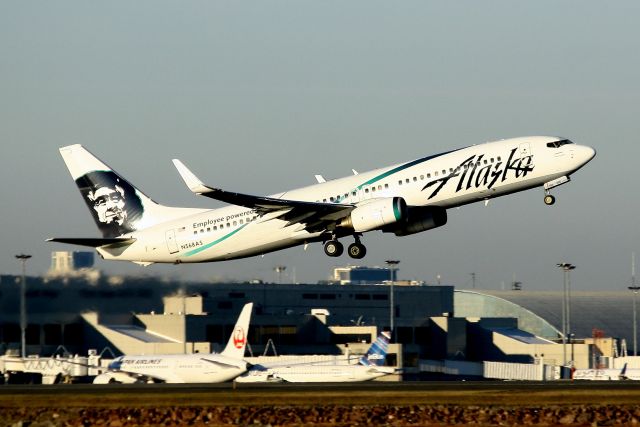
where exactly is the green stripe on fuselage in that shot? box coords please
[333,148,461,204]
[184,224,248,257]
[355,149,460,191]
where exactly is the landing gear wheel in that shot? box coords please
[544,194,556,206]
[348,243,367,259]
[324,240,343,257]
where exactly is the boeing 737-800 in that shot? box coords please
[48,136,595,263]
[93,303,253,384]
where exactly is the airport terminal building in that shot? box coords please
[2,261,636,380]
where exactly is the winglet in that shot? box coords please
[172,159,212,194]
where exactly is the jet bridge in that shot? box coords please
[0,349,113,384]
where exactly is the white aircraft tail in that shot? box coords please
[221,303,253,359]
[58,144,200,238]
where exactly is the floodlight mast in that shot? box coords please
[15,254,32,359]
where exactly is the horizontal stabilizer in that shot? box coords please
[46,237,136,248]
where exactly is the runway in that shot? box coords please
[3,380,640,403]
[2,381,639,425]
[0,381,640,426]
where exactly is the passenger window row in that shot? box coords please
[314,155,504,202]
[194,216,258,235]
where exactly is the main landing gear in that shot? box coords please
[324,239,343,257]
[324,236,367,259]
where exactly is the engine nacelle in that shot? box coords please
[383,206,447,236]
[343,197,407,232]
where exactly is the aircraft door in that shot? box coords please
[519,142,532,159]
[165,229,179,254]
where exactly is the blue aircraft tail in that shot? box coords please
[619,362,629,380]
[359,331,391,367]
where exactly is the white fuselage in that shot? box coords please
[93,353,247,384]
[237,363,396,383]
[98,136,595,263]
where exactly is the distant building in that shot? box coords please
[48,251,98,281]
[333,266,392,285]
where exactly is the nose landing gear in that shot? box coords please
[544,193,556,206]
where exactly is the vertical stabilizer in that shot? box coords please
[58,144,201,238]
[221,303,253,359]
[359,331,391,367]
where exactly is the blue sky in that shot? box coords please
[1,2,638,290]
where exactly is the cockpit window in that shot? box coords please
[546,139,573,148]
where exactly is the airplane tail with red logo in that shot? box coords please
[221,303,253,359]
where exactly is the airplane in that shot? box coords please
[92,303,252,383]
[48,136,595,263]
[236,331,396,383]
[573,363,640,381]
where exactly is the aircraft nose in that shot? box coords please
[582,145,596,163]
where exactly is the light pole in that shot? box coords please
[557,262,576,367]
[274,266,286,284]
[15,254,32,358]
[629,252,638,356]
[385,260,399,341]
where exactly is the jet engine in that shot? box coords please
[340,197,407,232]
[383,205,447,236]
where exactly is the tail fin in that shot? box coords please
[221,303,253,359]
[359,331,391,367]
[619,362,628,380]
[58,145,196,238]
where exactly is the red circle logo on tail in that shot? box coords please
[233,327,246,349]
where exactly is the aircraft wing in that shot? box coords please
[200,357,247,370]
[173,159,355,233]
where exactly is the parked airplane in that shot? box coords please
[48,136,595,263]
[92,303,252,384]
[237,331,395,383]
[573,363,640,381]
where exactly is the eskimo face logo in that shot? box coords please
[75,171,144,238]
[422,147,534,200]
[233,327,246,349]
[88,185,127,226]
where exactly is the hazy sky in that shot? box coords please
[1,2,638,290]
